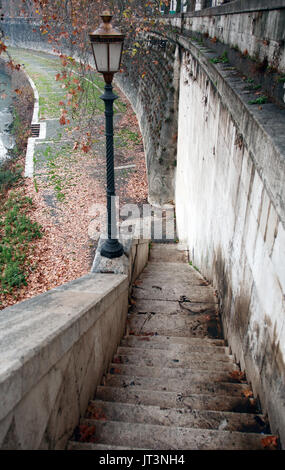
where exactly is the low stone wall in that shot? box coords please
[0,239,149,450]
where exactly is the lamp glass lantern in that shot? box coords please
[89,12,125,81]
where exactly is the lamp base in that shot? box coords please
[101,238,124,259]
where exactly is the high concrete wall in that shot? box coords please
[175,34,285,448]
[0,239,149,449]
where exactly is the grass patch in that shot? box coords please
[0,192,43,295]
[34,143,76,201]
[117,128,141,145]
[189,261,200,272]
[0,164,22,193]
[210,51,229,64]
[248,96,268,105]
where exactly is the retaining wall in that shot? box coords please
[175,36,285,446]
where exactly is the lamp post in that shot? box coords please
[89,11,125,259]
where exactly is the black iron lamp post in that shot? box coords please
[89,11,125,258]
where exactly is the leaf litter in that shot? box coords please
[1,86,148,309]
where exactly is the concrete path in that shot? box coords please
[8,48,104,177]
[8,47,126,178]
[67,243,275,450]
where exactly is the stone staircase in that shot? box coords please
[67,243,276,450]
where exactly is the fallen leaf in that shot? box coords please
[229,370,246,382]
[261,435,279,449]
[113,356,122,364]
[77,424,96,443]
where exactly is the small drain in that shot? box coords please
[31,124,40,138]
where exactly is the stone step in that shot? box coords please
[138,263,208,286]
[113,352,237,371]
[95,386,259,413]
[108,363,241,383]
[132,286,218,304]
[86,400,269,433]
[127,312,222,339]
[112,354,237,372]
[116,346,233,363]
[142,261,203,274]
[130,298,218,315]
[149,244,188,263]
[68,442,142,450]
[121,335,226,352]
[103,374,249,397]
[73,419,270,450]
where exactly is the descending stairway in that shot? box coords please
[68,243,276,450]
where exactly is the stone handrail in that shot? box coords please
[0,238,149,449]
[169,0,285,16]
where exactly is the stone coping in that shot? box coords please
[3,1,285,23]
[0,272,128,422]
[165,0,285,17]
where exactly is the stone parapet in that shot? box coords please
[0,239,149,449]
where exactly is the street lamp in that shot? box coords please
[89,11,125,259]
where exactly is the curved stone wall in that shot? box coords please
[116,34,180,207]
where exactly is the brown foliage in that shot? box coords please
[261,435,279,449]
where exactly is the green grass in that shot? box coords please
[0,192,43,294]
[9,47,126,119]
[251,84,262,90]
[248,96,268,105]
[39,95,63,119]
[210,51,229,64]
[117,128,141,145]
[189,261,200,272]
[0,165,22,193]
[34,143,77,201]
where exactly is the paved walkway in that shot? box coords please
[67,243,274,450]
[8,48,144,206]
[8,47,111,176]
